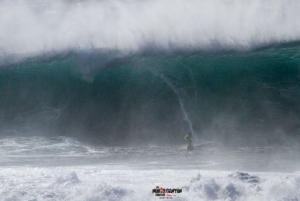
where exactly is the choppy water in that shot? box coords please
[0,136,300,201]
[0,136,299,173]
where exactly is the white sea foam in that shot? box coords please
[1,136,300,200]
[0,0,300,61]
[1,167,300,201]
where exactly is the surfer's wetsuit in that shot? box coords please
[184,132,194,151]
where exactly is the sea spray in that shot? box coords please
[159,74,196,137]
[1,0,300,61]
[143,62,195,134]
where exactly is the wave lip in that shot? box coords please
[1,0,300,61]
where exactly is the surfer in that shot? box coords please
[184,131,194,151]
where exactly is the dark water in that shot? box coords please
[0,44,300,146]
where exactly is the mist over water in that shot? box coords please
[160,74,195,135]
[0,0,300,62]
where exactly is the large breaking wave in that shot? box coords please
[1,45,300,146]
[0,0,300,146]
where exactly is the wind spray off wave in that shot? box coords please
[0,0,300,63]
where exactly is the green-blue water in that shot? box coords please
[1,45,300,146]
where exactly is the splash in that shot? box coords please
[1,0,300,64]
[160,74,195,136]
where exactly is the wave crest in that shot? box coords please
[0,0,300,62]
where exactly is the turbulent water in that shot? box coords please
[1,136,300,200]
[1,0,300,200]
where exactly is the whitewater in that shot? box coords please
[0,0,300,60]
[1,0,300,201]
[1,136,300,201]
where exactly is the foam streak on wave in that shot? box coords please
[0,0,300,61]
[160,74,195,136]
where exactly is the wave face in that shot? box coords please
[0,44,300,146]
[1,0,300,146]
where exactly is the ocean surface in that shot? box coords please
[1,0,300,200]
